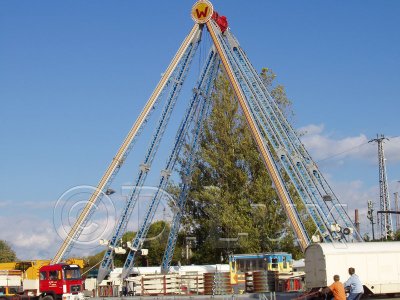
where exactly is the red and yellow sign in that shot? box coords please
[191,0,214,24]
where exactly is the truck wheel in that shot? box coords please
[41,295,54,300]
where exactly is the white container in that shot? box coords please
[305,242,400,294]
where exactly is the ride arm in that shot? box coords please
[206,19,309,251]
[52,24,202,264]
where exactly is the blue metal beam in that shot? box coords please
[161,53,220,274]
[120,48,219,279]
[214,25,362,243]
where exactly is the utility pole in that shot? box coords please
[367,200,376,240]
[354,209,360,234]
[369,134,393,240]
[394,191,399,232]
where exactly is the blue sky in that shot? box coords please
[1,1,400,259]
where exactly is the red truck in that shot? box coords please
[0,264,84,300]
[38,264,84,300]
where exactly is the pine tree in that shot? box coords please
[180,69,303,264]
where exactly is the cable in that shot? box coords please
[82,259,103,276]
[318,135,400,163]
[317,141,370,163]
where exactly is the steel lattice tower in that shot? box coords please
[369,134,393,239]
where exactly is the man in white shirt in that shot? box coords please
[344,267,363,300]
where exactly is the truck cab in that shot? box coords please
[39,264,83,300]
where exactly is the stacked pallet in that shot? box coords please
[203,272,232,295]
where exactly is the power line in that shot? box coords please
[317,141,370,163]
[315,135,400,164]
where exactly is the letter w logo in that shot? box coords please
[196,7,208,18]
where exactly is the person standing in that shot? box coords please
[344,267,363,300]
[323,274,346,300]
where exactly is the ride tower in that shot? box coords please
[50,0,363,282]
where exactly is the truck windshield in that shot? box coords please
[63,268,81,280]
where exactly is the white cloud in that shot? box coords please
[299,125,371,163]
[0,215,59,260]
[299,124,400,166]
[0,201,13,208]
[385,136,400,162]
[298,123,325,136]
[0,186,175,260]
[0,213,110,260]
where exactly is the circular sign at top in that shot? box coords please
[191,0,214,24]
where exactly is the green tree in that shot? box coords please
[0,240,17,262]
[85,221,184,271]
[180,70,304,264]
[83,250,106,275]
[260,68,293,120]
[141,220,184,266]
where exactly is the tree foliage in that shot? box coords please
[180,69,304,264]
[0,240,17,263]
[260,68,293,120]
[395,229,400,241]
